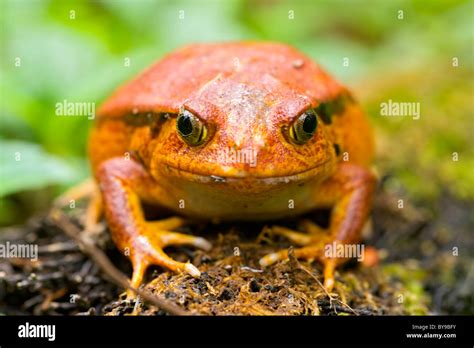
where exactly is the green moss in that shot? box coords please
[383,263,430,315]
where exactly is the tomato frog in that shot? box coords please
[86,42,376,294]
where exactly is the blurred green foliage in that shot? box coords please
[0,0,473,225]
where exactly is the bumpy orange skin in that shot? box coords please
[88,42,376,293]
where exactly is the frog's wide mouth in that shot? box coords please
[160,160,333,184]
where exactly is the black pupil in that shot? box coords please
[302,112,317,134]
[178,115,193,136]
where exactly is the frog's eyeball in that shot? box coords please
[176,109,208,146]
[288,108,318,145]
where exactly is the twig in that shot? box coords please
[48,209,189,316]
[38,241,79,253]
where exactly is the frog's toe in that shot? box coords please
[323,259,336,291]
[299,219,329,237]
[259,249,288,267]
[144,216,211,251]
[157,231,212,251]
[263,225,312,246]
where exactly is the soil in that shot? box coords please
[1,178,473,316]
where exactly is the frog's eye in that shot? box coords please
[288,108,318,145]
[176,109,208,146]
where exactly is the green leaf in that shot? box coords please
[0,140,76,196]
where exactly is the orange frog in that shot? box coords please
[87,42,376,293]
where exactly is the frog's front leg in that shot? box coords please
[259,163,376,291]
[97,158,211,295]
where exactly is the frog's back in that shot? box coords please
[89,42,373,174]
[97,42,347,117]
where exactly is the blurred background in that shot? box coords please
[1,0,473,226]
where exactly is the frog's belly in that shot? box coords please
[158,176,321,221]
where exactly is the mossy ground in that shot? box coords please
[2,180,471,316]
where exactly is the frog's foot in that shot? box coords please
[259,225,338,291]
[260,164,377,292]
[127,217,211,298]
[259,243,338,291]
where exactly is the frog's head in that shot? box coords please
[100,43,350,191]
[149,72,347,190]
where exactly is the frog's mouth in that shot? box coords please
[161,159,333,185]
